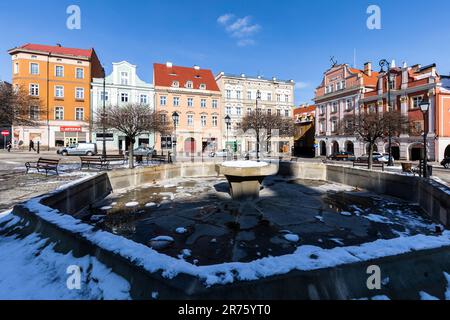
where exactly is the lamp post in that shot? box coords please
[225,114,231,155]
[102,66,107,158]
[172,111,179,163]
[256,90,261,160]
[379,59,394,166]
[419,95,430,178]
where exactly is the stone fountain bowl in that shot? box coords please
[217,161,279,201]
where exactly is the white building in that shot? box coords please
[91,61,155,152]
[215,73,295,154]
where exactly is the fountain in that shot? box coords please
[218,161,278,200]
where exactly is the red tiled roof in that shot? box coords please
[153,63,220,92]
[349,67,379,86]
[294,105,316,115]
[10,43,93,58]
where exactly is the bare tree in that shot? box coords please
[383,110,410,164]
[241,111,295,159]
[96,104,171,168]
[0,83,44,126]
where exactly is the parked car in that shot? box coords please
[441,157,450,169]
[209,149,232,158]
[57,143,97,156]
[357,152,393,164]
[329,151,356,161]
[129,146,157,157]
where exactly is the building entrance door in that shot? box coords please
[65,137,78,147]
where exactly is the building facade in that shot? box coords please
[153,62,222,156]
[359,63,450,162]
[8,43,103,148]
[293,104,316,157]
[91,61,155,152]
[215,73,295,154]
[314,62,379,157]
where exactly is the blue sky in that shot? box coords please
[1,0,450,104]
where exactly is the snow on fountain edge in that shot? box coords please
[6,175,450,287]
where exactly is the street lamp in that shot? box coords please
[172,111,179,163]
[102,66,107,158]
[379,59,394,166]
[419,95,430,178]
[256,90,261,160]
[225,114,231,152]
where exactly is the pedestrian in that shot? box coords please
[29,140,36,152]
[6,142,12,152]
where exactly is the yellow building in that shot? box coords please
[8,43,103,148]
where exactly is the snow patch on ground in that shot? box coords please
[175,227,188,234]
[284,234,300,242]
[125,202,139,208]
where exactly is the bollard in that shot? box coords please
[37,141,40,154]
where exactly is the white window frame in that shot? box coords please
[55,65,64,77]
[173,96,180,106]
[121,72,129,85]
[120,92,129,103]
[200,99,206,108]
[140,94,148,104]
[212,99,218,109]
[75,107,84,121]
[29,106,39,120]
[76,68,84,79]
[226,106,231,115]
[55,85,64,98]
[187,97,194,107]
[14,62,19,74]
[29,84,39,96]
[30,63,39,75]
[75,87,84,100]
[187,114,194,126]
[160,95,167,106]
[201,115,207,127]
[212,115,218,127]
[55,107,64,120]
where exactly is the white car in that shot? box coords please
[209,149,232,157]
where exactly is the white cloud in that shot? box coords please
[295,82,310,90]
[217,14,234,25]
[217,14,260,46]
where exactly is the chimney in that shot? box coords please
[364,62,372,76]
[194,65,200,70]
[166,61,173,68]
[391,60,396,68]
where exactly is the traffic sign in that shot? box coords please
[1,130,9,136]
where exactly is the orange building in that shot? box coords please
[8,43,103,148]
[153,62,222,156]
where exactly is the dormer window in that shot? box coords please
[199,83,206,90]
[186,81,193,89]
[120,72,129,85]
[172,81,179,88]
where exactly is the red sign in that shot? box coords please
[1,130,9,136]
[60,126,82,132]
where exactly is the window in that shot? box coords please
[160,96,167,106]
[199,83,206,90]
[236,107,242,116]
[200,99,206,108]
[346,99,353,110]
[55,86,64,98]
[140,95,148,104]
[75,108,84,121]
[173,97,180,106]
[188,98,194,107]
[187,114,194,126]
[212,99,218,109]
[411,96,423,109]
[172,81,179,88]
[276,94,281,102]
[55,66,64,77]
[121,72,129,85]
[284,110,289,117]
[186,81,193,89]
[247,91,252,100]
[267,109,272,115]
[320,105,325,115]
[76,88,84,100]
[76,68,84,79]
[201,115,207,127]
[226,90,231,99]
[30,63,39,75]
[247,108,252,115]
[226,106,231,115]
[236,90,241,99]
[277,109,281,116]
[55,107,64,120]
[160,113,167,124]
[332,102,338,113]
[14,62,19,74]
[267,93,272,101]
[212,115,218,127]
[29,84,39,96]
[319,120,325,133]
[120,93,129,103]
[284,95,289,103]
[368,104,376,113]
[30,106,39,120]
[173,115,180,126]
[101,91,109,102]
[331,119,337,132]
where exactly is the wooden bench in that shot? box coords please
[103,154,126,165]
[353,160,385,171]
[25,158,60,176]
[80,156,110,170]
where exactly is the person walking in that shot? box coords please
[29,140,36,152]
[6,142,12,152]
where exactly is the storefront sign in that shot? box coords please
[60,126,82,132]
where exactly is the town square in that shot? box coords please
[0,0,449,307]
